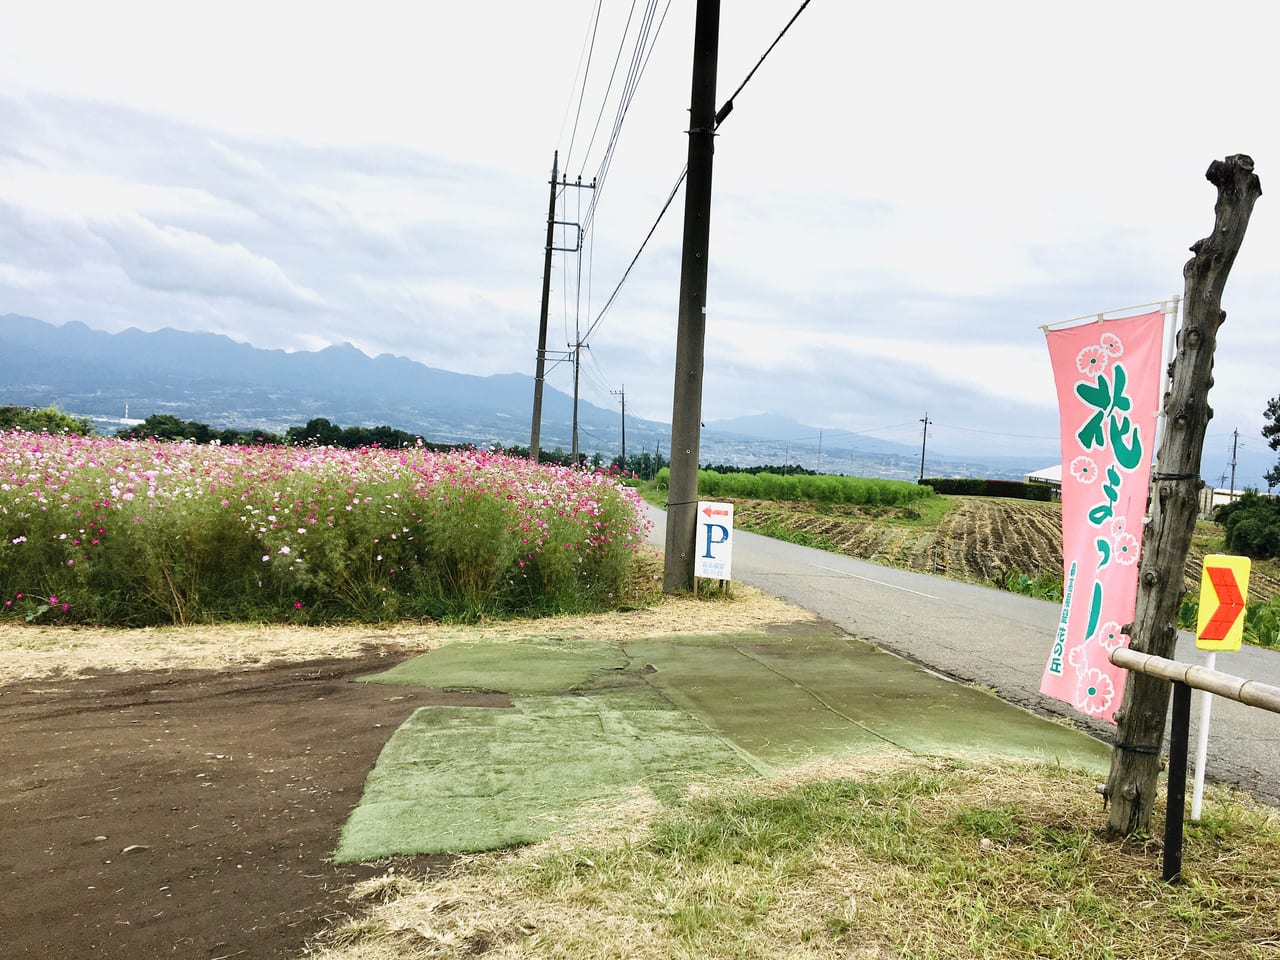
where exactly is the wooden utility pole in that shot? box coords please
[918,413,930,482]
[612,386,626,468]
[663,0,721,593]
[1103,155,1262,836]
[530,151,558,464]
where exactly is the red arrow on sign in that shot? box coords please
[1200,564,1246,641]
[702,506,730,518]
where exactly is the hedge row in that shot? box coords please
[920,477,1055,502]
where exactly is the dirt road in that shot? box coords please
[0,652,496,959]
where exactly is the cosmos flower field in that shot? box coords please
[0,432,652,626]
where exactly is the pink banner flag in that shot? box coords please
[1040,310,1164,724]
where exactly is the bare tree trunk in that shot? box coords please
[1104,155,1262,835]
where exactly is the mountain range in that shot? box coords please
[0,314,1041,480]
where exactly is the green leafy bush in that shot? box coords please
[656,468,933,507]
[1215,490,1280,560]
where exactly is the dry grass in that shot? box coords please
[307,758,1280,960]
[0,581,812,684]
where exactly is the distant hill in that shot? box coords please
[0,314,1037,480]
[0,312,641,453]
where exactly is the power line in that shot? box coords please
[582,164,687,343]
[580,0,814,343]
[582,0,672,234]
[562,1,605,172]
[713,0,813,129]
[577,0,642,173]
[933,421,1059,442]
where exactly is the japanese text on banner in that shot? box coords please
[1040,310,1163,724]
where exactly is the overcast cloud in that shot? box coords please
[0,0,1276,485]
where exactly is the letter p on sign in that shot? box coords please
[694,501,734,581]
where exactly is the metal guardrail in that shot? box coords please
[1109,647,1280,882]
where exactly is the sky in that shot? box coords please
[1,0,1276,486]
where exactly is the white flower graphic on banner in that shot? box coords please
[1075,344,1109,376]
[1099,332,1124,357]
[1070,456,1098,484]
[1075,668,1116,716]
[1097,621,1127,653]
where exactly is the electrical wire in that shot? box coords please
[562,1,604,172]
[713,0,813,130]
[578,0,642,176]
[932,422,1059,442]
[582,0,671,234]
[582,164,686,344]
[580,0,814,343]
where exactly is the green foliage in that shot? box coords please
[656,468,934,508]
[1214,490,1280,559]
[118,413,284,445]
[1243,598,1280,648]
[1176,595,1280,649]
[0,405,94,435]
[999,569,1064,601]
[923,476,1054,501]
[284,417,432,450]
[1263,394,1280,490]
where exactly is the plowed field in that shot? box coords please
[732,496,1280,603]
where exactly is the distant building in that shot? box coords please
[1025,464,1062,499]
[1198,486,1256,518]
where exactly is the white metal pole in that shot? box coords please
[1190,649,1216,820]
[1155,296,1180,450]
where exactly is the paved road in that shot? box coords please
[643,503,1280,804]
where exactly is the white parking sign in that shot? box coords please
[694,501,734,580]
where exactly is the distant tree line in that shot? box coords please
[3,406,672,477]
[700,461,817,476]
[0,405,95,435]
[921,477,1055,502]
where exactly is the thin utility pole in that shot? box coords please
[530,157,594,465]
[663,0,721,593]
[918,413,931,482]
[530,151,558,463]
[1229,428,1239,500]
[612,386,626,468]
[571,343,582,465]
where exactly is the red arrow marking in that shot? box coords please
[1201,565,1245,641]
[702,507,730,518]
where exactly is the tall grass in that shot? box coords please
[659,467,933,506]
[0,432,652,626]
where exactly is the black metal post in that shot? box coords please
[1163,681,1192,883]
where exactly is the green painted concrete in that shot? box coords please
[338,625,1110,861]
